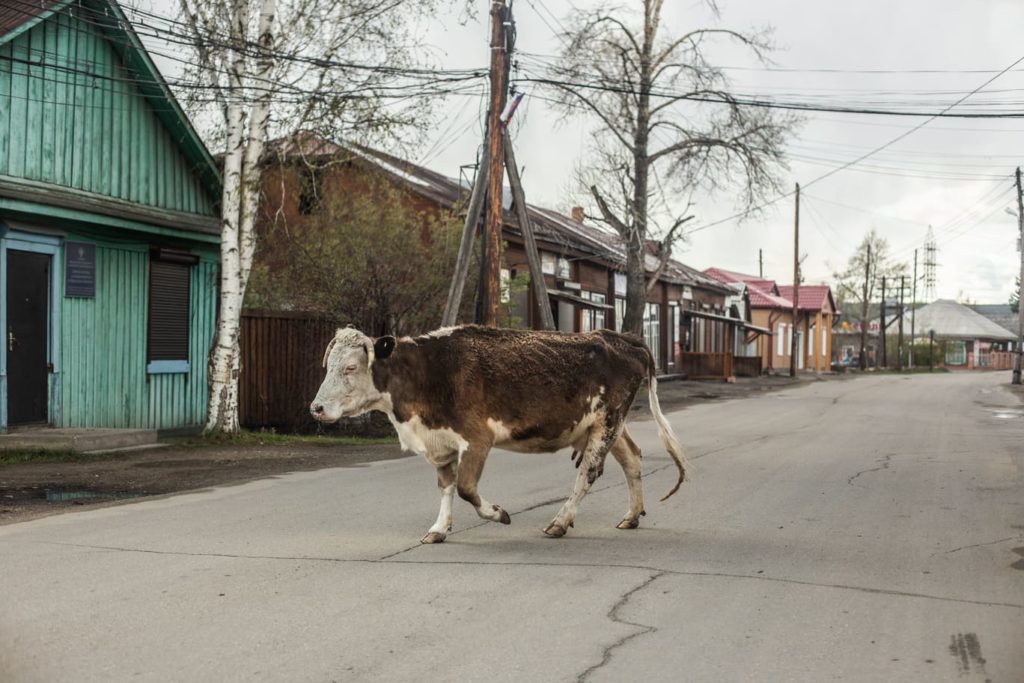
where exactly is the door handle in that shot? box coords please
[7,327,14,353]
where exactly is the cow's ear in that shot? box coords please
[374,336,396,360]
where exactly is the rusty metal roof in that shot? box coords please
[0,0,64,42]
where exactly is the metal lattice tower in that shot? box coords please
[921,226,938,302]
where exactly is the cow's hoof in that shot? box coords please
[421,532,447,544]
[616,518,640,530]
[491,505,512,528]
[542,522,568,538]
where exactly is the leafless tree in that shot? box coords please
[546,0,797,334]
[832,229,908,320]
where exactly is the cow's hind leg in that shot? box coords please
[610,425,645,530]
[544,418,616,537]
[422,460,457,544]
[457,442,511,525]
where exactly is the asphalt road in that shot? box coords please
[1,372,1022,682]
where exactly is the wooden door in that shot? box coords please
[7,250,50,425]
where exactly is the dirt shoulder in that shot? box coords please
[0,374,816,526]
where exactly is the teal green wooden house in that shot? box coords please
[0,0,221,431]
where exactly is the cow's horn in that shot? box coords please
[321,337,337,368]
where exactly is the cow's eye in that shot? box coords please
[343,364,358,374]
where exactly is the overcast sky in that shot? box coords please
[411,0,1024,305]
[148,0,1024,304]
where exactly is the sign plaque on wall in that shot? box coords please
[65,241,96,298]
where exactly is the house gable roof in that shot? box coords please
[777,285,837,314]
[0,0,221,203]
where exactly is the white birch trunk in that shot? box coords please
[205,0,276,433]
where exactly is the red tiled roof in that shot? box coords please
[777,285,835,313]
[702,267,779,294]
[703,267,794,308]
[747,285,793,309]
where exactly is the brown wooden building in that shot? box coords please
[249,135,754,377]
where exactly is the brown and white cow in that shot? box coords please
[310,325,686,543]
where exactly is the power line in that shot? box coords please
[685,53,1024,236]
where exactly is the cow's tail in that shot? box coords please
[647,369,687,502]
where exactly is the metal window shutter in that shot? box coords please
[148,260,191,361]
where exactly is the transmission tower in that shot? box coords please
[921,225,938,302]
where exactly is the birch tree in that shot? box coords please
[545,0,796,334]
[176,0,461,432]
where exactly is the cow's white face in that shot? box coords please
[310,329,387,423]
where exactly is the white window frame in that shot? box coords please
[541,252,556,275]
[644,302,660,368]
[500,268,511,304]
[556,257,571,280]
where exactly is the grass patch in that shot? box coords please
[169,430,397,449]
[1,448,90,465]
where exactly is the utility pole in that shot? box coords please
[897,275,905,371]
[503,132,555,330]
[1014,167,1024,384]
[479,0,509,327]
[879,276,887,369]
[860,243,870,371]
[441,158,489,327]
[758,248,763,279]
[790,183,800,378]
[910,249,917,369]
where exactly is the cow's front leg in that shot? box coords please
[456,441,511,525]
[422,460,457,544]
[544,420,615,537]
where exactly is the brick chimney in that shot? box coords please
[571,206,584,222]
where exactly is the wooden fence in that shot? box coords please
[984,351,1015,370]
[238,309,344,432]
[679,352,733,380]
[733,355,763,378]
[238,310,394,434]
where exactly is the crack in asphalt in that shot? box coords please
[939,536,1018,556]
[575,571,666,683]
[17,539,1024,610]
[847,453,894,486]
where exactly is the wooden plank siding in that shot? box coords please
[0,12,213,216]
[58,244,217,429]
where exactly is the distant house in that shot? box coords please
[0,0,222,431]
[703,269,836,373]
[252,135,747,376]
[970,304,1019,341]
[777,285,838,373]
[903,300,1015,369]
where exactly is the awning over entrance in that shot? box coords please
[682,308,771,336]
[546,289,613,310]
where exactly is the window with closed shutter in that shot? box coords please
[147,250,196,372]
